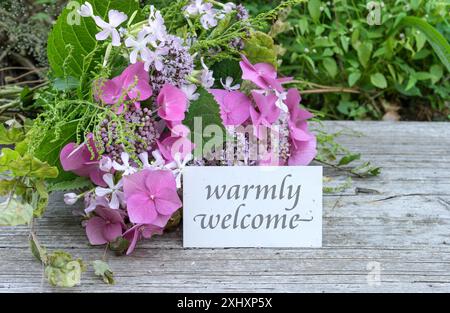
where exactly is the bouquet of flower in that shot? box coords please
[0,0,330,286]
[59,0,317,253]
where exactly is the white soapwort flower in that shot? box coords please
[181,84,200,102]
[185,0,209,16]
[200,58,215,89]
[99,156,113,172]
[165,153,193,188]
[152,150,167,169]
[144,6,168,43]
[125,30,152,64]
[93,10,128,46]
[138,150,167,170]
[222,2,236,13]
[220,77,240,91]
[200,9,218,29]
[143,46,169,72]
[275,90,289,113]
[112,152,137,176]
[95,174,124,210]
[78,1,94,17]
[64,193,79,205]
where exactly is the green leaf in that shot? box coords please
[109,237,130,256]
[348,72,361,87]
[0,180,27,196]
[33,121,78,182]
[183,87,225,155]
[406,75,417,91]
[33,180,49,218]
[47,0,140,78]
[338,153,361,166]
[0,124,25,145]
[8,154,59,179]
[308,0,322,23]
[93,260,115,285]
[0,198,33,226]
[53,76,80,91]
[370,73,388,89]
[45,251,85,288]
[243,31,277,67]
[211,59,242,87]
[355,42,373,68]
[322,57,338,78]
[430,64,443,84]
[398,17,450,73]
[48,176,92,192]
[30,236,47,264]
[0,148,21,172]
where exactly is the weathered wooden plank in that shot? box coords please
[0,121,449,292]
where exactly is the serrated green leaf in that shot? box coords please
[48,177,92,192]
[0,198,33,226]
[0,124,25,145]
[33,121,78,182]
[93,260,115,285]
[183,87,225,155]
[243,31,277,67]
[370,73,387,89]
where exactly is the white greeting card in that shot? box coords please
[183,166,322,248]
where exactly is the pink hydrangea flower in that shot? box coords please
[209,89,251,126]
[288,138,317,166]
[157,84,188,122]
[60,134,107,187]
[97,62,153,113]
[123,170,182,224]
[85,206,126,245]
[249,90,280,139]
[285,88,315,142]
[239,55,292,92]
[157,133,195,163]
[123,224,164,255]
[284,88,317,165]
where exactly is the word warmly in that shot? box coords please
[183,166,322,248]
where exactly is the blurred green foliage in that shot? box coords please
[242,0,450,120]
[2,0,449,120]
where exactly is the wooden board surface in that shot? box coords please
[1,121,450,293]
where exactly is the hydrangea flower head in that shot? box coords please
[98,62,153,113]
[60,134,106,187]
[86,207,126,245]
[209,89,251,126]
[123,170,182,224]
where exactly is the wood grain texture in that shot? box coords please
[1,121,449,293]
